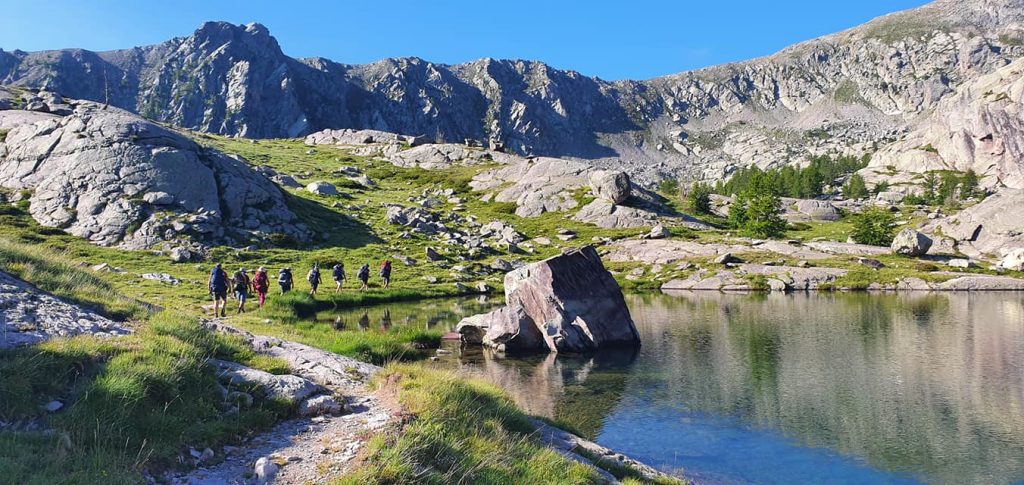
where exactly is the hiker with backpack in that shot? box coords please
[379,260,392,289]
[278,267,293,294]
[332,263,346,293]
[232,268,253,314]
[208,263,229,317]
[252,267,270,309]
[357,263,370,291]
[307,263,322,296]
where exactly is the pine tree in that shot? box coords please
[688,182,712,215]
[843,174,869,199]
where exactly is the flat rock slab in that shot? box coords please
[530,418,682,483]
[606,240,750,264]
[805,241,891,256]
[936,275,1024,291]
[209,359,322,405]
[0,271,131,350]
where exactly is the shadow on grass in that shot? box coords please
[283,191,379,249]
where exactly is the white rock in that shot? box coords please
[254,456,279,483]
[298,395,342,416]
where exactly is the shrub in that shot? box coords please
[658,178,680,196]
[687,182,712,215]
[850,207,896,246]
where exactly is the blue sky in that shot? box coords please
[0,0,930,80]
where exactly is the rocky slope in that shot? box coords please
[864,56,1024,189]
[0,87,308,254]
[3,0,1024,185]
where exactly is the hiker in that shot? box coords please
[332,263,346,293]
[278,267,293,294]
[379,260,392,289]
[307,263,322,296]
[232,268,252,314]
[357,263,370,291]
[252,267,270,309]
[208,263,229,317]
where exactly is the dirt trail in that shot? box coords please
[165,321,395,485]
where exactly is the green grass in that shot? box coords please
[0,238,149,321]
[0,312,292,484]
[337,364,683,484]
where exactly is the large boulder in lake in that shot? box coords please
[0,96,308,250]
[456,246,640,353]
[891,229,933,256]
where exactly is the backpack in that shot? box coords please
[210,267,227,291]
[380,261,391,276]
[233,271,247,292]
[308,268,320,284]
[357,265,369,280]
[278,269,291,284]
[333,264,345,280]
[253,272,268,291]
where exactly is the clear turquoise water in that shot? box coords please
[334,292,1024,484]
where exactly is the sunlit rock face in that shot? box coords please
[0,95,307,250]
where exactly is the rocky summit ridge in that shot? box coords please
[2,0,1024,187]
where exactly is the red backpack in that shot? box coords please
[253,271,269,292]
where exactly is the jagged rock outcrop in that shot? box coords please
[0,91,308,250]
[3,1,1024,185]
[456,246,640,353]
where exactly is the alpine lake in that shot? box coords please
[324,291,1024,484]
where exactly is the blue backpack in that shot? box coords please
[210,267,228,291]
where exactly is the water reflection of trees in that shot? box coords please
[324,296,504,332]
[637,292,1024,483]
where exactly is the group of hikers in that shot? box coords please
[207,260,393,317]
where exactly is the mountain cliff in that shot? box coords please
[3,0,1024,184]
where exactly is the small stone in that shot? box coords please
[947,259,975,269]
[858,257,885,269]
[43,400,63,413]
[425,247,443,262]
[648,225,670,239]
[254,456,279,483]
[714,253,741,265]
[298,395,342,416]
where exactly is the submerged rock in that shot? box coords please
[456,246,640,353]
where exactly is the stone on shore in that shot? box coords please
[456,246,639,353]
[1000,248,1024,271]
[891,229,932,256]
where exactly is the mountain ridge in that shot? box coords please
[3,0,1024,184]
